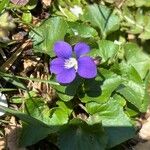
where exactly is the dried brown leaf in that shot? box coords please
[0,137,5,150]
[42,0,52,6]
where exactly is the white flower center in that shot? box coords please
[64,58,78,70]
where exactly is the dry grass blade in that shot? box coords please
[0,40,31,71]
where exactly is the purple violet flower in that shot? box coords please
[50,41,97,84]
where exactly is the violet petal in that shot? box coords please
[56,68,76,84]
[54,41,72,58]
[50,58,65,74]
[74,42,90,58]
[77,56,97,78]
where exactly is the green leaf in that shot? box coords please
[48,101,72,126]
[103,0,116,3]
[24,93,71,126]
[119,63,143,84]
[48,101,73,126]
[65,35,98,47]
[122,8,150,39]
[125,0,150,7]
[117,63,150,112]
[58,7,78,21]
[67,22,98,38]
[125,106,139,117]
[80,70,122,103]
[113,94,126,107]
[49,108,69,125]
[58,119,107,150]
[29,17,68,56]
[117,81,145,110]
[82,4,120,38]
[0,105,58,146]
[140,71,150,112]
[53,76,83,101]
[89,40,119,63]
[0,0,9,13]
[25,96,51,125]
[117,64,144,110]
[86,98,135,148]
[124,43,150,79]
[22,11,32,23]
[55,85,74,101]
[20,122,54,146]
[122,8,144,34]
[56,100,73,115]
[0,105,50,128]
